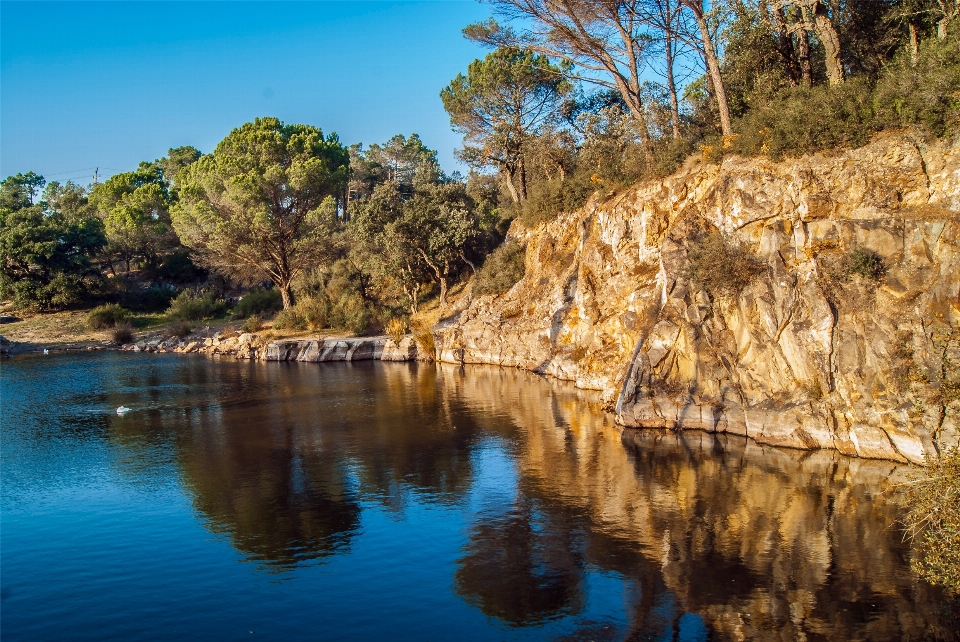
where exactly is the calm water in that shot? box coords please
[2,352,957,641]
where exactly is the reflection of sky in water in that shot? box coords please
[2,352,955,641]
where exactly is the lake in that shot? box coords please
[2,351,957,641]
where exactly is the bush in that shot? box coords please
[474,239,527,296]
[111,322,134,345]
[123,284,178,312]
[272,308,307,331]
[151,251,204,284]
[386,317,407,343]
[233,287,283,319]
[411,319,435,361]
[165,290,228,322]
[241,315,263,333]
[166,320,193,339]
[900,445,960,595]
[685,231,765,296]
[519,175,597,228]
[87,304,131,329]
[845,248,886,281]
[731,78,877,160]
[874,29,960,138]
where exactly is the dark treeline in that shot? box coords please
[2,0,957,331]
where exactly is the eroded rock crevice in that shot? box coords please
[437,133,960,463]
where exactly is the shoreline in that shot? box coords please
[3,329,932,466]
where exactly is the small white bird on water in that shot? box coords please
[116,406,131,415]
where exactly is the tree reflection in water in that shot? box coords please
[94,356,958,639]
[455,498,585,625]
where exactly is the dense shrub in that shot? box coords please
[410,319,435,360]
[386,317,407,343]
[287,263,382,335]
[241,315,263,333]
[874,30,960,138]
[730,79,877,160]
[685,232,765,296]
[900,445,960,595]
[272,307,307,331]
[233,287,283,319]
[87,303,131,329]
[845,248,886,281]
[165,290,228,321]
[147,251,205,284]
[518,176,596,228]
[473,239,527,296]
[111,322,134,345]
[165,320,193,339]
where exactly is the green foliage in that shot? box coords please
[272,307,307,331]
[87,304,131,329]
[900,445,960,595]
[149,251,204,284]
[518,176,596,228]
[685,232,765,296]
[233,287,283,319]
[442,48,569,203]
[165,289,228,321]
[241,315,264,333]
[473,239,526,296]
[172,117,349,307]
[874,29,960,137]
[111,322,135,345]
[91,166,176,271]
[285,262,380,335]
[349,134,443,201]
[730,79,877,159]
[0,173,106,310]
[845,248,886,281]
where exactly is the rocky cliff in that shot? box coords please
[436,133,960,464]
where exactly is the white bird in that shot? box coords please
[43,348,49,354]
[116,406,131,415]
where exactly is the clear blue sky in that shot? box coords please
[0,1,491,183]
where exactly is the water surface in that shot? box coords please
[2,352,956,640]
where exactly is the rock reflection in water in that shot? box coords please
[92,356,956,639]
[431,364,957,640]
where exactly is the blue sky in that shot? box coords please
[0,1,491,183]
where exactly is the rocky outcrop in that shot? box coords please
[122,329,420,363]
[436,133,960,463]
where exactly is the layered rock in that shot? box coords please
[123,330,419,363]
[436,133,960,463]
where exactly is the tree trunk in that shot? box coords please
[769,5,799,86]
[809,3,843,85]
[278,281,294,309]
[909,23,919,66]
[686,0,733,136]
[503,169,522,203]
[796,28,813,86]
[516,156,528,201]
[939,18,949,40]
[664,36,682,139]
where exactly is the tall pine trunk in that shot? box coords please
[685,0,733,136]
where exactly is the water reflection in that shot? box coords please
[5,353,957,640]
[455,499,585,625]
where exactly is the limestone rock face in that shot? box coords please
[436,133,960,463]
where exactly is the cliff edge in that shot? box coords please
[436,133,960,463]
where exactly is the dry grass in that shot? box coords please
[0,310,108,345]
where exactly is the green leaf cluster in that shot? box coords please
[172,117,349,308]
